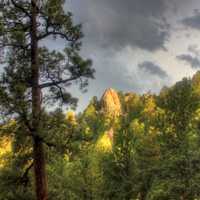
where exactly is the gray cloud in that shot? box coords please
[138,61,168,78]
[188,44,200,56]
[177,54,200,68]
[177,45,200,69]
[69,0,170,51]
[182,10,200,29]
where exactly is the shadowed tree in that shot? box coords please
[0,0,94,200]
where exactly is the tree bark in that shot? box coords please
[31,0,48,200]
[139,191,147,200]
[33,137,48,200]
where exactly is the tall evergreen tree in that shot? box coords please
[0,1,94,200]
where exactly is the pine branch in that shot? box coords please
[18,111,34,133]
[10,0,31,18]
[37,30,77,42]
[37,13,80,42]
[39,76,78,89]
[0,42,30,50]
[20,161,34,187]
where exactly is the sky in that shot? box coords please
[62,0,200,112]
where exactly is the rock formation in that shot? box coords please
[99,88,122,144]
[100,88,122,118]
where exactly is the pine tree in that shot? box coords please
[0,1,94,200]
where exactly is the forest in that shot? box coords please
[1,74,200,199]
[1,0,200,200]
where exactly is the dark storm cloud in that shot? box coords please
[182,10,200,29]
[69,0,170,51]
[177,45,200,69]
[138,61,168,78]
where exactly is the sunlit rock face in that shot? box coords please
[98,88,121,150]
[101,88,122,118]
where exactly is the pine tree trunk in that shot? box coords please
[31,0,48,200]
[139,192,146,200]
[33,137,48,200]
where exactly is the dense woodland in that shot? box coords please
[1,0,200,200]
[1,72,200,199]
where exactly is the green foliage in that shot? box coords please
[101,120,138,200]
